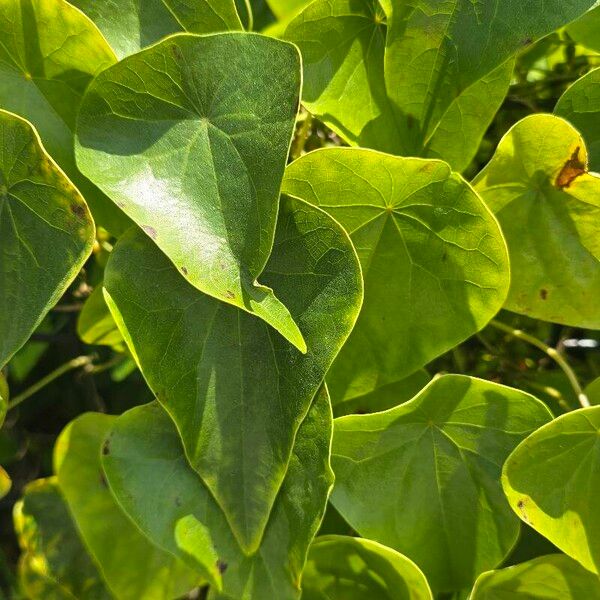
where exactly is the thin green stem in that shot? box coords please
[7,355,94,411]
[291,112,313,160]
[242,0,253,31]
[489,320,589,408]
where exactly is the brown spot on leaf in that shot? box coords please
[116,201,126,208]
[180,266,188,275]
[175,496,182,507]
[70,203,86,218]
[99,472,108,488]
[555,147,586,189]
[225,290,235,299]
[217,559,228,574]
[171,45,182,60]
[102,439,110,456]
[540,288,548,300]
[522,37,533,46]
[142,225,157,240]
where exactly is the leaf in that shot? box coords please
[54,413,201,599]
[469,554,600,599]
[0,466,11,500]
[103,195,362,553]
[330,374,552,593]
[14,478,111,600]
[333,370,431,418]
[69,0,242,59]
[0,110,95,369]
[77,286,125,350]
[301,535,433,600]
[567,6,600,53]
[76,32,307,351]
[0,371,8,426]
[267,0,312,21]
[102,387,334,600]
[502,406,600,575]
[555,67,600,172]
[585,377,600,405]
[0,0,128,233]
[283,148,509,404]
[473,114,600,328]
[284,0,588,170]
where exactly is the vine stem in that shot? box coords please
[489,319,590,409]
[7,355,94,411]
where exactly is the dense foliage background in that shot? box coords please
[1,0,600,598]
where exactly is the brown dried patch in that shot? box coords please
[225,290,235,299]
[102,439,110,456]
[539,288,548,300]
[555,147,586,189]
[180,266,188,275]
[217,559,228,574]
[142,224,157,240]
[70,203,86,219]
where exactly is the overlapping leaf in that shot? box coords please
[301,535,433,600]
[284,0,594,170]
[102,388,333,600]
[567,6,600,53]
[283,149,509,404]
[103,196,362,554]
[330,375,552,593]
[69,0,242,59]
[54,413,201,599]
[474,114,600,328]
[555,67,600,172]
[0,0,128,232]
[77,286,124,350]
[0,110,94,369]
[77,32,307,350]
[14,478,111,600]
[503,406,600,575]
[470,554,600,599]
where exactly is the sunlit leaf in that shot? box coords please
[301,535,433,600]
[102,387,333,600]
[14,478,111,599]
[470,554,600,599]
[0,466,11,500]
[283,149,509,404]
[555,67,600,172]
[567,6,600,53]
[69,0,242,59]
[77,32,307,350]
[54,413,201,598]
[103,196,362,554]
[586,377,600,405]
[0,110,94,369]
[474,114,600,328]
[503,406,600,574]
[330,375,552,593]
[77,286,124,350]
[0,0,128,232]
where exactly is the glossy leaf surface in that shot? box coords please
[284,0,594,169]
[77,32,306,350]
[470,554,600,599]
[474,114,600,328]
[69,0,242,59]
[0,0,127,232]
[54,413,200,599]
[555,68,600,172]
[331,375,552,592]
[0,110,94,369]
[283,149,509,403]
[103,196,362,553]
[301,535,433,600]
[102,388,333,600]
[503,406,600,574]
[14,478,111,600]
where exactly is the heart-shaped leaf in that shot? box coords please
[0,110,94,369]
[555,67,600,172]
[54,413,202,598]
[103,196,362,553]
[473,114,600,328]
[330,374,552,593]
[301,535,433,600]
[0,0,128,233]
[69,0,242,59]
[77,32,307,350]
[502,406,600,574]
[102,387,333,600]
[283,149,509,404]
[284,0,593,170]
[77,286,124,350]
[14,478,111,600]
[470,554,600,599]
